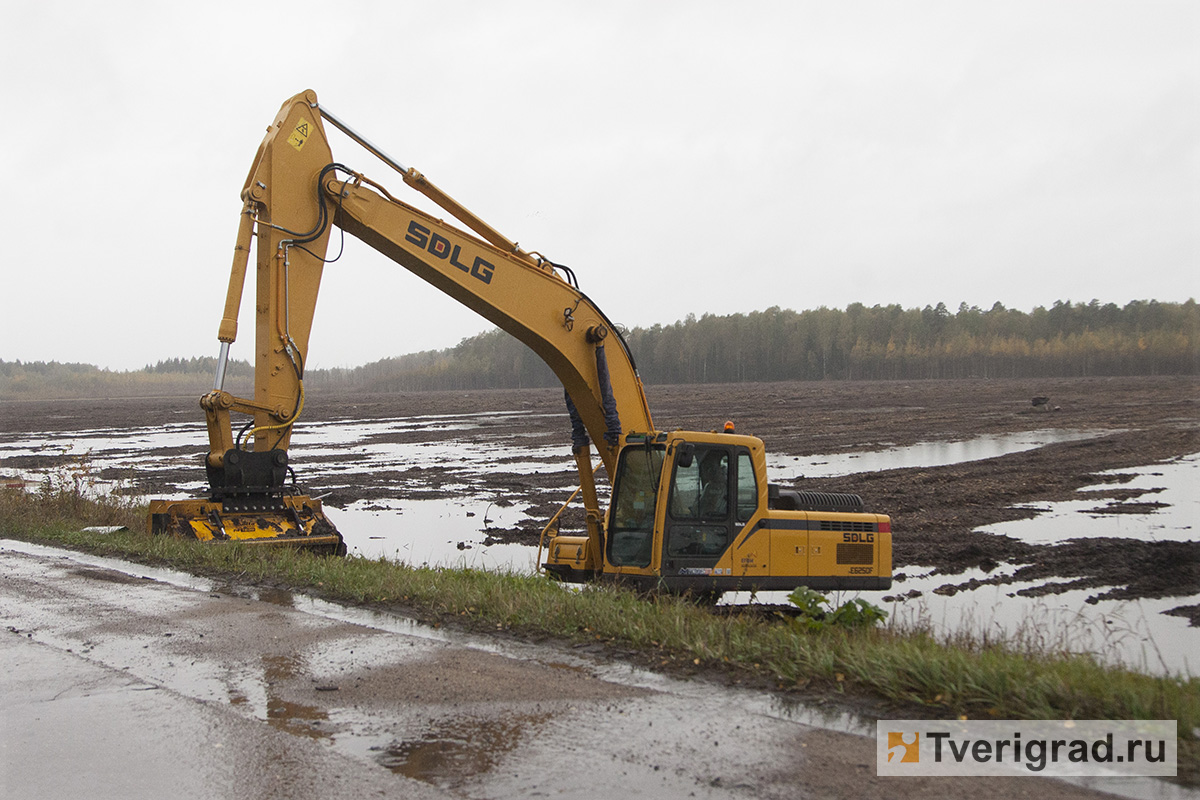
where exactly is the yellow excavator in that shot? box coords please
[148,90,892,594]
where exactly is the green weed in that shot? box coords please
[786,586,888,632]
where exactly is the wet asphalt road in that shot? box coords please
[0,541,1176,800]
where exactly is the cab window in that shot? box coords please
[736,451,757,522]
[669,449,728,520]
[607,444,664,567]
[666,446,731,557]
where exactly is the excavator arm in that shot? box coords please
[222,89,652,469]
[151,89,655,555]
[150,90,892,599]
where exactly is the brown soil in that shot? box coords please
[2,376,1197,612]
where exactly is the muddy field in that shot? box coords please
[2,376,1197,621]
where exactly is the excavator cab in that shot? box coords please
[607,439,748,568]
[544,430,892,595]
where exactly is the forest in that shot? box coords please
[1,299,1195,400]
[314,299,1198,392]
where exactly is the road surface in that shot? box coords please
[0,540,1180,799]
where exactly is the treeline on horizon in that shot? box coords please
[0,356,255,401]
[318,299,1198,390]
[2,299,1195,400]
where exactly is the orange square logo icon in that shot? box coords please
[887,731,920,763]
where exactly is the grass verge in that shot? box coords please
[3,485,1197,780]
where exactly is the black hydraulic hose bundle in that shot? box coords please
[564,390,590,452]
[562,345,622,451]
[595,344,622,447]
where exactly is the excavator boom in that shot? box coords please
[324,172,654,475]
[148,90,652,555]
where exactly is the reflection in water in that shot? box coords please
[376,713,549,787]
[883,567,1200,676]
[208,583,298,608]
[254,587,297,608]
[260,654,331,740]
[978,453,1200,545]
[328,501,542,567]
[766,429,1107,479]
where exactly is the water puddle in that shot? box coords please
[978,453,1199,545]
[327,500,540,568]
[373,713,550,787]
[258,654,333,740]
[883,563,1199,676]
[0,421,207,458]
[2,416,1195,676]
[766,428,1107,479]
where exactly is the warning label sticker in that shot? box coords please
[287,118,311,151]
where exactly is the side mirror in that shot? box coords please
[677,443,695,468]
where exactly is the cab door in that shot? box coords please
[662,444,740,575]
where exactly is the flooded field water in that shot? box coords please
[1,409,1196,675]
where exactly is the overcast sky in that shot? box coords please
[3,1,1196,371]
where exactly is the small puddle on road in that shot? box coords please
[257,654,332,740]
[373,713,550,788]
[252,586,297,608]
